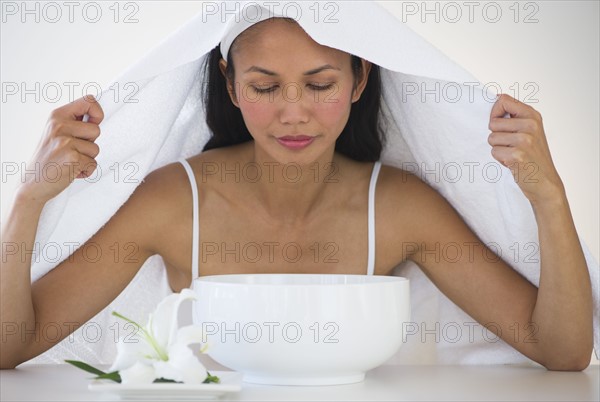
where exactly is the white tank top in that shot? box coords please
[179,159,382,280]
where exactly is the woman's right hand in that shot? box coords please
[18,94,104,204]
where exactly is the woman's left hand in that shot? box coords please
[488,93,566,207]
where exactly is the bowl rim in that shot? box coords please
[192,273,409,287]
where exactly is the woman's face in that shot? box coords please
[219,18,371,165]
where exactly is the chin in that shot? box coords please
[277,148,334,168]
[251,135,335,167]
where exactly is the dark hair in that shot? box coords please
[201,25,385,162]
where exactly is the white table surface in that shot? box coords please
[1,363,598,401]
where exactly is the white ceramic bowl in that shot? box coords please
[192,274,410,385]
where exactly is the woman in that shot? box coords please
[0,16,593,370]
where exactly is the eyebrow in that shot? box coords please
[243,64,340,76]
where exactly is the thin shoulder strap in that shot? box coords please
[179,159,200,281]
[367,161,382,276]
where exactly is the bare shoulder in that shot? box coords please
[376,163,445,218]
[139,161,188,197]
[375,163,457,262]
[129,157,205,255]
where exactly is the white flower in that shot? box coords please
[119,361,156,384]
[109,288,209,384]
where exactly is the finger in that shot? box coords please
[54,94,105,125]
[490,94,538,120]
[73,154,98,179]
[80,94,104,125]
[71,138,100,159]
[490,145,527,167]
[56,120,101,141]
[489,116,538,133]
[488,131,534,148]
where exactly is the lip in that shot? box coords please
[275,135,316,150]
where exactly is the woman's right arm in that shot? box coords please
[0,96,171,368]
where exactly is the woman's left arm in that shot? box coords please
[487,93,593,369]
[400,93,593,371]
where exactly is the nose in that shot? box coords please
[278,83,310,125]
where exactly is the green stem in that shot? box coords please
[112,311,169,361]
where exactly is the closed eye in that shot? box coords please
[309,84,335,91]
[252,84,335,94]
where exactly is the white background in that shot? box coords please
[2,1,598,263]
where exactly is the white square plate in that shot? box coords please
[87,371,242,400]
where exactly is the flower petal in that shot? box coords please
[109,334,156,372]
[120,361,156,384]
[176,325,206,347]
[153,343,208,384]
[148,289,197,350]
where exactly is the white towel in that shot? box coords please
[28,0,598,365]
